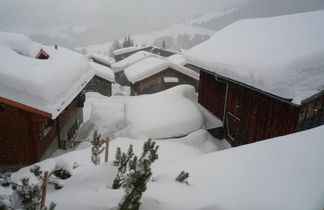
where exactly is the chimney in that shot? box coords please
[54,44,58,50]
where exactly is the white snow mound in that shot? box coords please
[125,85,203,139]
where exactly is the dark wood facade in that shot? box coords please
[198,69,324,146]
[84,75,112,97]
[130,68,198,95]
[0,93,85,167]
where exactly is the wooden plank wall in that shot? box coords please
[225,81,299,145]
[134,68,198,95]
[198,71,226,120]
[297,93,324,131]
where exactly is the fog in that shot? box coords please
[0,0,323,48]
[0,0,239,34]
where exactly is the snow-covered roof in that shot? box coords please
[111,50,159,73]
[89,53,115,66]
[185,10,324,104]
[167,54,187,66]
[124,57,199,83]
[0,32,94,119]
[112,45,151,56]
[90,62,115,83]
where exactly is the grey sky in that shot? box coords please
[0,0,241,34]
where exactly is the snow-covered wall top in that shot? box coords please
[0,32,94,119]
[185,10,324,104]
[89,53,115,66]
[90,62,115,83]
[111,50,159,73]
[124,57,199,83]
[112,45,150,56]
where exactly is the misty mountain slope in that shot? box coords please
[191,0,324,31]
[80,23,215,54]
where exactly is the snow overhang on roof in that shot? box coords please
[124,57,199,83]
[90,62,115,83]
[0,32,95,119]
[89,53,115,66]
[167,54,187,66]
[184,10,324,105]
[111,50,159,73]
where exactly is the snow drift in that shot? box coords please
[124,85,204,139]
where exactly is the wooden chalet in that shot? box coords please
[0,33,94,168]
[184,11,324,146]
[85,62,115,97]
[124,57,199,95]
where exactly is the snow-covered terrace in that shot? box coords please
[0,32,94,119]
[124,57,199,83]
[185,10,324,104]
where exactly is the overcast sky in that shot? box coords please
[0,0,242,35]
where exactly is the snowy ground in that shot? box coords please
[1,85,323,210]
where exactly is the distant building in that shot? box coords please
[184,11,324,146]
[0,32,94,168]
[112,45,178,62]
[124,57,199,95]
[85,62,115,97]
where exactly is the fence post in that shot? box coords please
[40,171,49,208]
[105,137,110,163]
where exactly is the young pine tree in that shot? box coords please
[115,139,159,210]
[91,130,105,165]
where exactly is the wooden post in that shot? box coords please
[105,137,110,163]
[40,171,49,208]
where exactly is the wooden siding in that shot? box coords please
[297,93,324,131]
[84,75,112,97]
[198,71,226,120]
[0,104,58,165]
[224,81,299,146]
[0,95,84,165]
[115,71,131,86]
[131,68,198,95]
[198,71,300,146]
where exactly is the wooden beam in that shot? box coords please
[0,96,52,118]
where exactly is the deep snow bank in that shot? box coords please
[124,85,204,139]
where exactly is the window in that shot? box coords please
[163,77,179,83]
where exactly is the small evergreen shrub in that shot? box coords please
[91,130,105,165]
[113,139,159,210]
